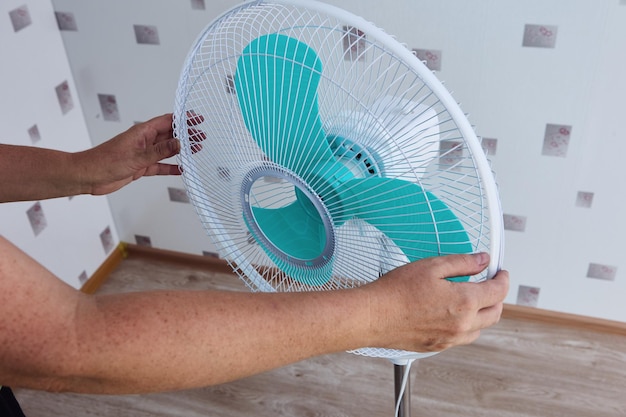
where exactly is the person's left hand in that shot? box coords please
[79,112,205,196]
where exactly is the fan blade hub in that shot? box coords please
[240,163,336,286]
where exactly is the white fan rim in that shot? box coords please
[175,0,504,278]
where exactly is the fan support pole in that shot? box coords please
[393,360,413,417]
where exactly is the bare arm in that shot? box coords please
[0,113,508,393]
[0,113,203,203]
[0,236,508,394]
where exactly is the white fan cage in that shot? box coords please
[174,0,503,360]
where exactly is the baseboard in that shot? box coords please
[123,243,235,275]
[502,304,626,336]
[81,243,626,336]
[80,242,127,294]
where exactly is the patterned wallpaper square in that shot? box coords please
[134,24,160,45]
[78,271,89,286]
[575,191,594,208]
[542,124,571,158]
[342,26,366,61]
[28,124,41,143]
[168,187,190,203]
[100,226,115,254]
[9,5,31,32]
[439,140,463,168]
[503,214,527,232]
[135,234,152,247]
[587,263,617,281]
[522,24,558,48]
[481,137,498,156]
[191,0,206,10]
[413,49,442,71]
[55,80,74,114]
[517,285,540,307]
[55,11,78,31]
[27,202,47,236]
[98,94,120,121]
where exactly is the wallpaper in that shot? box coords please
[0,0,118,289]
[4,0,625,322]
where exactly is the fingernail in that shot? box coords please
[169,139,180,153]
[474,252,489,265]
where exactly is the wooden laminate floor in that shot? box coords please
[15,254,626,417]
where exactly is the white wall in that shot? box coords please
[0,0,118,289]
[41,0,626,321]
[337,0,626,321]
[49,0,240,256]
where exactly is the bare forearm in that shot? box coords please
[0,144,86,202]
[0,240,371,395]
[0,114,183,202]
[0,237,508,395]
[66,288,370,394]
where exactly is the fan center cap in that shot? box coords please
[240,163,336,283]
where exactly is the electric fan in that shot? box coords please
[173,0,503,415]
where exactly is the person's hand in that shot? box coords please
[363,253,509,353]
[78,112,205,196]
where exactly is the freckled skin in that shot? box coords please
[0,236,507,394]
[0,114,509,394]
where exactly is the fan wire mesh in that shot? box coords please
[174,0,502,360]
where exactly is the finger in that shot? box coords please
[476,302,504,329]
[186,110,204,126]
[143,163,182,177]
[148,113,175,134]
[191,143,203,153]
[188,128,206,142]
[155,163,182,176]
[418,252,491,281]
[146,114,176,143]
[171,113,206,143]
[152,138,180,162]
[455,272,508,325]
[472,270,509,307]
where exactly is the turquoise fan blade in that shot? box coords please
[235,33,472,285]
[333,177,473,282]
[235,33,338,180]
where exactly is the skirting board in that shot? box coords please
[502,304,626,336]
[82,243,626,336]
[80,242,127,294]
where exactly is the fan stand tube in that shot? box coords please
[391,358,415,417]
[394,363,411,417]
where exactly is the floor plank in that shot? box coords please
[15,255,626,416]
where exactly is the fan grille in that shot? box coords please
[174,0,502,360]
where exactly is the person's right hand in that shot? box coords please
[78,112,205,197]
[362,252,509,353]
